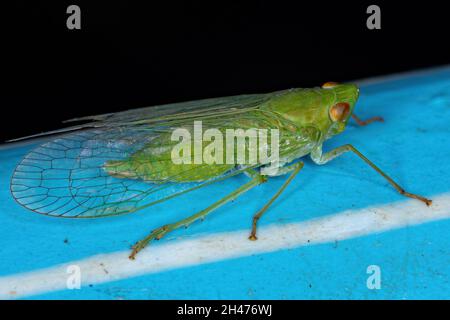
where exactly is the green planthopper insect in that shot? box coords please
[10,82,432,259]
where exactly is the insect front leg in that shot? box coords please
[310,144,432,206]
[249,161,304,240]
[129,170,267,259]
[351,114,384,126]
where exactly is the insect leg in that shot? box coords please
[129,170,267,259]
[249,161,304,241]
[352,114,384,126]
[310,144,432,206]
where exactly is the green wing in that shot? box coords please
[11,92,288,218]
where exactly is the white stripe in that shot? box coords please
[1,193,449,299]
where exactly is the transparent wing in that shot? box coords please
[11,127,254,218]
[8,93,274,142]
[65,93,277,132]
[10,93,275,218]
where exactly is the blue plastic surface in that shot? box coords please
[1,67,450,299]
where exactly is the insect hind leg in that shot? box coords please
[129,170,266,259]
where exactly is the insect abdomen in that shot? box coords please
[103,131,235,182]
[103,110,301,183]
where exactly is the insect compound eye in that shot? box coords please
[322,82,339,89]
[329,102,350,122]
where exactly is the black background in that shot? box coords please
[1,300,438,317]
[3,1,449,141]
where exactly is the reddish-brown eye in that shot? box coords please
[322,82,339,89]
[329,102,350,122]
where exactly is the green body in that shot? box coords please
[105,84,359,182]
